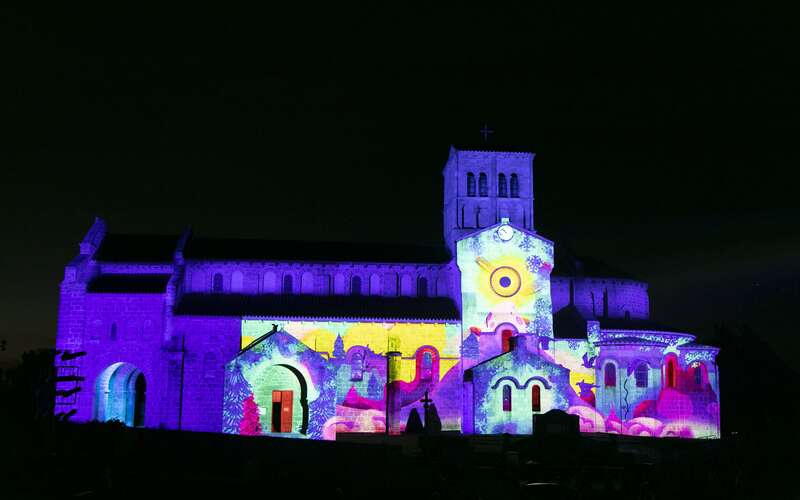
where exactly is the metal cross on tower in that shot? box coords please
[480,123,494,141]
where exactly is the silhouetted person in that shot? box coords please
[425,402,442,433]
[405,408,423,434]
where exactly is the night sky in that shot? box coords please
[1,5,797,366]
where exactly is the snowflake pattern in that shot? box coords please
[518,235,534,253]
[684,350,715,364]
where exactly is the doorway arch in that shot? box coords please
[253,364,309,435]
[94,362,146,427]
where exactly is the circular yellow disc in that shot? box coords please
[489,266,521,297]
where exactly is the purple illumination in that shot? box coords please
[53,147,720,440]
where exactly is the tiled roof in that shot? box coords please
[594,336,669,346]
[174,293,461,321]
[87,274,171,293]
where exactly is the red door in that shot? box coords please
[271,390,294,433]
[531,385,541,412]
[501,329,513,353]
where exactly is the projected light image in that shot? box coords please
[225,320,462,440]
[56,147,720,441]
[457,221,720,439]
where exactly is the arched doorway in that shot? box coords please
[501,329,513,353]
[94,362,146,427]
[253,364,309,435]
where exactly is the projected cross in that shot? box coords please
[480,124,494,141]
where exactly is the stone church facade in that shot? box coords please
[54,146,721,439]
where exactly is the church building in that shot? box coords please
[54,146,721,439]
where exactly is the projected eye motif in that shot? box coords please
[475,257,528,298]
[489,266,521,297]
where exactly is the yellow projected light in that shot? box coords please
[475,256,539,302]
[489,266,521,297]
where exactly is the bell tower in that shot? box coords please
[442,146,535,255]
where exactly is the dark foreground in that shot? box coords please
[0,421,792,499]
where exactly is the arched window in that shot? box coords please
[531,385,541,412]
[604,362,617,387]
[502,385,512,411]
[467,172,476,197]
[212,273,224,292]
[479,173,488,197]
[351,275,362,296]
[417,276,428,297]
[282,274,293,295]
[498,173,508,197]
[421,352,433,381]
[666,359,677,388]
[510,174,519,198]
[110,322,117,341]
[635,363,648,388]
[693,363,703,387]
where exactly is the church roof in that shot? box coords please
[87,274,171,293]
[593,336,669,347]
[183,237,452,264]
[552,304,588,339]
[92,232,452,264]
[174,293,460,321]
[552,304,691,338]
[90,232,641,282]
[551,244,640,281]
[94,234,180,263]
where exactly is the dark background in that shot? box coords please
[1,5,797,366]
